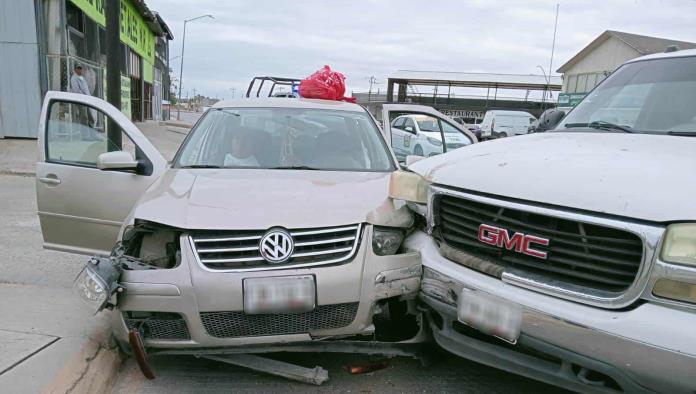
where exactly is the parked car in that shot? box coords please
[479,110,536,139]
[37,94,424,353]
[390,113,475,161]
[396,49,696,393]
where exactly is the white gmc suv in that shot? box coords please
[398,49,696,393]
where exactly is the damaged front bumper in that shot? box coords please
[80,224,422,349]
[406,230,696,394]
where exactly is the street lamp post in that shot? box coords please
[537,65,550,111]
[176,14,214,120]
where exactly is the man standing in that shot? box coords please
[68,63,96,134]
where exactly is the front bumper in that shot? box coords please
[113,225,421,348]
[406,230,696,394]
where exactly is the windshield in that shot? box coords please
[416,117,439,132]
[558,56,696,134]
[175,107,395,171]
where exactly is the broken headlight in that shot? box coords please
[73,257,123,315]
[389,171,430,204]
[660,223,696,267]
[372,227,405,256]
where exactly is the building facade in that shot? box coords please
[556,30,696,107]
[0,0,172,139]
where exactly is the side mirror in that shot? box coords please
[406,155,425,166]
[404,126,414,133]
[97,151,138,171]
[542,109,566,131]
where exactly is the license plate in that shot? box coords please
[457,288,522,343]
[243,275,315,314]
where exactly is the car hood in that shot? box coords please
[132,169,411,230]
[409,132,696,223]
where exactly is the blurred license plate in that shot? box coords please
[244,276,315,314]
[458,288,522,343]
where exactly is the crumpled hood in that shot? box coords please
[132,169,411,230]
[409,132,696,223]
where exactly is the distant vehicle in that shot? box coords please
[390,114,473,159]
[463,124,482,140]
[479,110,536,139]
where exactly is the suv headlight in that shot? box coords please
[72,257,123,315]
[389,171,430,204]
[660,223,696,266]
[372,227,405,256]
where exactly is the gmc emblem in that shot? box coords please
[477,224,549,259]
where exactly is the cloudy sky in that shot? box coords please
[147,0,696,100]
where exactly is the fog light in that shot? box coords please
[652,278,696,304]
[372,227,405,256]
[72,257,123,315]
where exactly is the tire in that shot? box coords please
[499,132,508,138]
[414,145,424,156]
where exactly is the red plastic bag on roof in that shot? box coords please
[299,65,355,102]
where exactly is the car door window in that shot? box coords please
[440,119,473,152]
[46,100,137,168]
[404,118,416,133]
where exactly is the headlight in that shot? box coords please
[426,137,442,146]
[372,227,405,256]
[389,171,431,204]
[660,223,696,266]
[72,257,123,315]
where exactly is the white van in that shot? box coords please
[479,110,536,139]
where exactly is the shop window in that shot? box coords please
[66,2,84,33]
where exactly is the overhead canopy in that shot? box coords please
[388,70,562,91]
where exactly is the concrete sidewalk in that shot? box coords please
[0,120,192,393]
[0,120,192,176]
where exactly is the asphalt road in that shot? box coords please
[0,174,568,394]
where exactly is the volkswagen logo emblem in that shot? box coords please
[259,228,294,264]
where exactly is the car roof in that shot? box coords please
[485,110,534,116]
[626,48,696,63]
[212,98,364,112]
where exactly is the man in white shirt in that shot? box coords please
[69,64,91,96]
[224,129,259,167]
[68,64,98,138]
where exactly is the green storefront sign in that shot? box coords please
[558,93,586,107]
[69,0,155,81]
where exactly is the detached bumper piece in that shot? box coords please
[203,354,329,386]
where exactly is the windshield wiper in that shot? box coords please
[564,121,634,133]
[666,131,696,137]
[179,164,222,169]
[269,165,321,170]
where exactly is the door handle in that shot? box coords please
[39,176,61,185]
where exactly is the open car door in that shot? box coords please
[36,91,167,255]
[381,104,477,163]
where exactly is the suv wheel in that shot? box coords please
[414,145,424,156]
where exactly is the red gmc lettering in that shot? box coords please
[477,224,549,259]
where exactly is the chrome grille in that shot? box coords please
[200,303,359,338]
[436,195,643,292]
[123,312,190,341]
[191,224,362,271]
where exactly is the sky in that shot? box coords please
[146,0,696,100]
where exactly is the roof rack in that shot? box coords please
[246,76,302,98]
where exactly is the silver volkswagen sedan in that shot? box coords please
[36,93,422,351]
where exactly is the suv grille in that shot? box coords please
[436,195,643,292]
[191,224,362,270]
[200,303,359,338]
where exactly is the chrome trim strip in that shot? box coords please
[427,185,665,309]
[290,225,359,236]
[194,235,262,243]
[197,245,260,253]
[202,256,265,264]
[294,236,356,247]
[292,247,353,258]
[189,224,363,273]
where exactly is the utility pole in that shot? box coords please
[176,14,214,120]
[105,0,121,150]
[545,3,560,110]
[367,76,379,103]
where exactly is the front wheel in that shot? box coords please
[414,145,424,157]
[499,132,508,138]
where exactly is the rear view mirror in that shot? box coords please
[541,109,566,131]
[97,151,138,171]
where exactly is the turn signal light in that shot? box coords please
[652,278,696,305]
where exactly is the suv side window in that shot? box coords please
[46,100,137,167]
[404,118,416,133]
